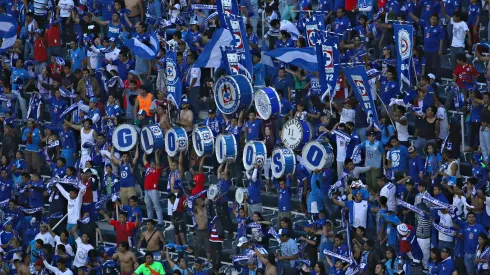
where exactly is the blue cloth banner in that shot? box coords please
[224,14,253,79]
[0,15,18,53]
[123,32,160,60]
[195,28,235,68]
[264,47,318,72]
[342,66,380,128]
[314,31,339,101]
[393,23,413,95]
[166,49,182,109]
[216,0,238,27]
[221,46,240,75]
[27,93,42,121]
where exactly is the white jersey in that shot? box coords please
[395,116,409,142]
[380,182,397,212]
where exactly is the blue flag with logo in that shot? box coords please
[265,47,318,72]
[342,66,380,129]
[314,31,339,101]
[166,49,182,109]
[224,14,253,79]
[216,0,239,27]
[221,46,240,75]
[304,14,326,47]
[123,32,161,60]
[393,23,413,95]
[0,15,18,53]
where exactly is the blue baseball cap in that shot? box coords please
[89,97,98,103]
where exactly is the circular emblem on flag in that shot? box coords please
[397,29,411,60]
[234,33,243,48]
[214,75,253,114]
[166,60,178,85]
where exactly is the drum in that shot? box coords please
[301,140,335,171]
[254,87,281,120]
[140,124,164,154]
[242,141,267,171]
[281,119,312,150]
[207,184,221,200]
[215,134,238,164]
[235,187,249,203]
[192,126,215,157]
[214,74,253,114]
[112,124,140,152]
[271,147,296,178]
[165,127,188,157]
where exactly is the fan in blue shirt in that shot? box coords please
[386,0,401,14]
[388,137,409,172]
[377,69,399,106]
[407,149,425,183]
[455,212,487,255]
[244,113,263,141]
[28,173,45,208]
[50,159,67,178]
[0,169,13,202]
[108,54,135,81]
[334,9,351,36]
[204,111,226,137]
[420,0,441,23]
[408,14,444,54]
[246,25,260,55]
[467,0,481,28]
[275,31,295,48]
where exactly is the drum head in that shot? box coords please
[235,188,245,203]
[207,184,219,200]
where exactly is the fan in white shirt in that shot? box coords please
[43,257,73,275]
[378,176,397,212]
[34,223,55,248]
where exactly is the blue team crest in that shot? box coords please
[166,59,178,85]
[214,74,253,114]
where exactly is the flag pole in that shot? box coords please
[52,214,68,231]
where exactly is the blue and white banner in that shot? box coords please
[195,28,235,68]
[314,31,339,101]
[27,93,42,121]
[221,46,239,75]
[166,49,182,109]
[224,14,253,79]
[342,66,380,128]
[216,0,238,27]
[265,47,318,72]
[123,32,160,60]
[432,222,456,236]
[191,4,217,9]
[304,15,326,46]
[59,103,78,119]
[0,15,18,53]
[397,199,427,218]
[393,23,413,95]
[323,249,353,264]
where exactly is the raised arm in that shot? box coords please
[178,151,184,179]
[132,143,139,166]
[63,119,82,131]
[198,155,207,174]
[110,146,121,165]
[55,183,70,200]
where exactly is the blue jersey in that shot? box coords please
[420,0,440,23]
[408,155,425,182]
[12,159,26,178]
[379,77,398,105]
[245,120,262,141]
[107,21,123,41]
[0,179,13,201]
[440,258,455,275]
[113,59,135,81]
[467,2,481,26]
[204,117,225,137]
[334,16,351,35]
[119,162,135,188]
[50,163,66,178]
[226,123,243,148]
[29,180,45,208]
[247,175,262,204]
[46,97,67,125]
[60,129,77,150]
[456,220,487,253]
[97,0,114,20]
[419,20,444,53]
[427,261,440,275]
[388,145,409,172]
[274,178,292,212]
[186,31,201,52]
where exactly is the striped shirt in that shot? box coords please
[415,211,431,239]
[209,225,223,243]
[33,0,48,15]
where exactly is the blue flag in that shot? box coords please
[216,0,239,27]
[342,66,380,129]
[264,47,318,72]
[393,23,414,95]
[166,49,182,109]
[314,31,339,101]
[195,28,235,68]
[0,15,18,53]
[221,46,240,75]
[123,32,160,60]
[224,14,253,79]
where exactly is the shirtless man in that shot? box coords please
[254,246,278,275]
[193,198,211,262]
[17,254,30,275]
[124,0,144,24]
[137,219,166,259]
[112,241,137,275]
[178,99,194,133]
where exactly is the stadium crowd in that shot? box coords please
[0,0,490,273]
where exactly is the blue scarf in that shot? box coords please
[27,93,42,121]
[59,103,78,119]
[323,249,352,263]
[397,199,428,218]
[432,222,456,236]
[19,207,43,214]
[85,77,95,98]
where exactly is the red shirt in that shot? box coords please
[453,63,479,88]
[34,37,48,63]
[46,24,61,47]
[109,220,136,244]
[334,75,346,99]
[144,163,161,190]
[82,178,94,203]
[191,173,205,196]
[345,0,358,11]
